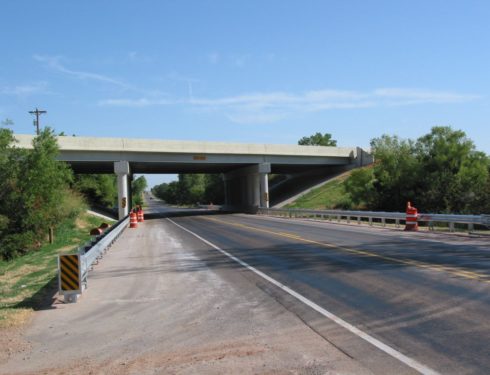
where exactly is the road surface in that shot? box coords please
[1,198,489,374]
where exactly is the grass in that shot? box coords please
[0,213,114,328]
[285,173,351,210]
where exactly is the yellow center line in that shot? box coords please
[202,216,490,283]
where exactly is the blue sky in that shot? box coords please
[1,1,489,187]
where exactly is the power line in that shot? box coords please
[28,108,47,135]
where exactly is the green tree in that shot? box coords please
[19,128,75,235]
[152,180,182,204]
[0,128,19,250]
[344,127,490,214]
[151,174,224,205]
[151,182,168,201]
[74,174,117,208]
[414,126,489,213]
[203,174,224,204]
[370,135,420,211]
[132,176,148,195]
[298,132,337,146]
[0,127,83,259]
[132,176,148,206]
[344,167,375,207]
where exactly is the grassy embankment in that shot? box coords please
[0,213,114,328]
[285,172,352,210]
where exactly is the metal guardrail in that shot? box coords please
[80,216,129,281]
[258,208,489,232]
[58,215,129,302]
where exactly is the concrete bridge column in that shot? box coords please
[114,161,130,219]
[248,173,260,209]
[223,163,271,212]
[260,172,269,208]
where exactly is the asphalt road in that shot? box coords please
[161,203,490,374]
[2,198,489,374]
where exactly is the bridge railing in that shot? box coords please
[258,207,490,233]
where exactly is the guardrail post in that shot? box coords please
[369,217,373,226]
[449,222,455,232]
[382,218,386,227]
[468,223,474,233]
[395,219,399,228]
[357,217,361,225]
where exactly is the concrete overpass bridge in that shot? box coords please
[15,135,373,218]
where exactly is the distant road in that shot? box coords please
[3,198,489,374]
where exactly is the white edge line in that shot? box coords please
[167,218,440,375]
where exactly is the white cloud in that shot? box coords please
[98,98,175,107]
[34,54,129,88]
[34,54,169,98]
[226,112,286,124]
[165,73,201,101]
[373,88,479,103]
[98,87,480,124]
[0,82,51,97]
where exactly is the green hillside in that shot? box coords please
[285,171,353,210]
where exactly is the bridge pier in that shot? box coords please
[224,163,270,212]
[114,161,131,219]
[260,170,269,208]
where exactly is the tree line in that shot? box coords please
[0,128,84,259]
[152,174,224,205]
[344,126,490,213]
[0,126,147,260]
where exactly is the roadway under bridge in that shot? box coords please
[15,134,373,218]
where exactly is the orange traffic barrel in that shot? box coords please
[99,222,110,231]
[90,227,103,236]
[129,212,138,228]
[137,209,144,222]
[404,202,418,231]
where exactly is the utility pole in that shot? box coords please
[28,108,47,135]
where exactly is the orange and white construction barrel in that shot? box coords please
[404,201,418,231]
[137,209,144,222]
[129,212,138,228]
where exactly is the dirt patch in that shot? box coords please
[3,340,270,375]
[0,308,33,329]
[75,216,90,230]
[0,325,32,366]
